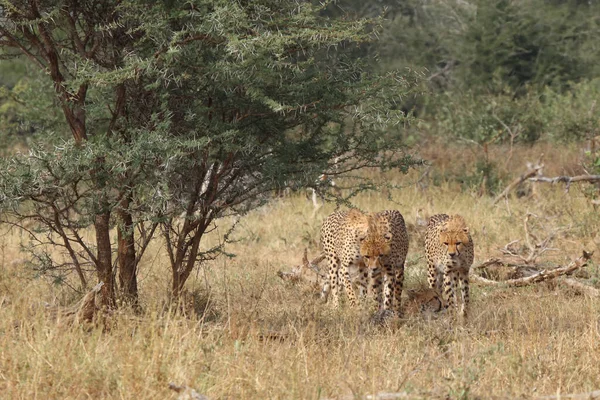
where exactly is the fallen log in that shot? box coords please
[471,251,593,287]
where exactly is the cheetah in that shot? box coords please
[405,288,445,316]
[425,214,474,318]
[320,209,409,312]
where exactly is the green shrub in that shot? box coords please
[540,79,600,142]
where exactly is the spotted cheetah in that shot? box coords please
[320,209,409,312]
[425,214,474,318]
[405,288,445,316]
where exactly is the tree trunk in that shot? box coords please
[95,212,116,308]
[171,224,207,301]
[117,194,139,308]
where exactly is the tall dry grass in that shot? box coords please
[1,141,600,399]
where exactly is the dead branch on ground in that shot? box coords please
[493,155,544,204]
[475,213,561,273]
[471,251,593,287]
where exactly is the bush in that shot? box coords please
[540,79,600,142]
[431,86,544,143]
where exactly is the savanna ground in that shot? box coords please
[1,140,600,399]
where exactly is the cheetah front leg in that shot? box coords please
[458,269,470,318]
[443,267,459,313]
[368,267,382,305]
[427,262,443,294]
[393,264,404,315]
[342,263,359,307]
[381,265,395,311]
[322,254,340,307]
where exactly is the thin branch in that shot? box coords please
[529,175,600,192]
[493,156,544,204]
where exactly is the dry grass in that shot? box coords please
[1,141,600,399]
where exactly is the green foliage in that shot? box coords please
[458,159,504,196]
[432,78,600,144]
[539,79,600,142]
[431,86,544,143]
[0,58,63,151]
[0,0,420,298]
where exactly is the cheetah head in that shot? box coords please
[439,226,469,259]
[358,232,392,269]
[406,288,445,314]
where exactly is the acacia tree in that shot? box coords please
[0,0,419,306]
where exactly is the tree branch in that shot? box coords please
[471,251,593,287]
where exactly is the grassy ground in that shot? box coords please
[1,141,600,399]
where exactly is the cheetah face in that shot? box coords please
[359,232,392,269]
[439,228,469,259]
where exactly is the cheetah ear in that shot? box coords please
[384,232,392,241]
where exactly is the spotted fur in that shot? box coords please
[405,288,445,315]
[320,209,409,312]
[425,214,474,318]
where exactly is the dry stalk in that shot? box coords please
[471,251,593,287]
[322,391,413,400]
